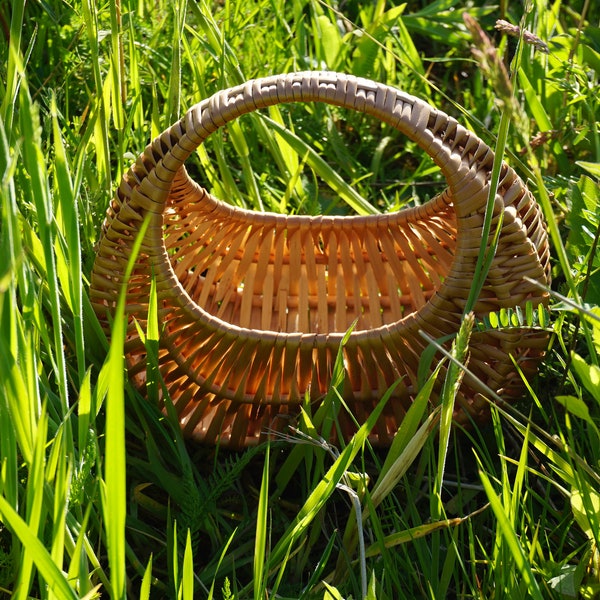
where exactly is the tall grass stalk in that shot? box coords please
[81,0,112,189]
[19,81,71,421]
[1,1,25,131]
[253,444,270,600]
[102,215,151,599]
[52,96,86,383]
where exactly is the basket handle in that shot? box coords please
[118,71,500,221]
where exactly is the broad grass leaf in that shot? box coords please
[571,489,600,541]
[393,12,425,75]
[555,395,597,426]
[352,5,405,79]
[586,307,600,353]
[581,34,600,73]
[370,408,441,507]
[376,363,441,489]
[366,570,378,600]
[102,216,151,600]
[323,582,345,600]
[576,161,600,178]
[570,352,600,405]
[316,14,342,69]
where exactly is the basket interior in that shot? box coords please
[163,170,458,334]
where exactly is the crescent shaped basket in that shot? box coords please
[90,71,551,448]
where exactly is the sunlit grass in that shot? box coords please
[1,0,599,598]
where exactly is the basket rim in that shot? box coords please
[170,163,454,227]
[158,173,459,344]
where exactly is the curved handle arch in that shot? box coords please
[118,71,497,222]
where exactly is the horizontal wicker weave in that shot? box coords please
[91,71,551,448]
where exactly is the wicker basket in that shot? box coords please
[91,71,550,448]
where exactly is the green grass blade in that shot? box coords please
[364,515,471,557]
[510,425,531,529]
[101,215,151,600]
[571,487,600,545]
[435,313,474,514]
[517,67,568,171]
[144,274,160,405]
[254,443,270,600]
[0,103,21,290]
[14,407,48,599]
[51,94,86,384]
[462,7,537,317]
[370,363,443,511]
[0,318,36,466]
[66,503,96,597]
[187,0,245,85]
[49,429,70,586]
[0,361,19,511]
[207,529,238,600]
[103,315,127,599]
[108,0,125,133]
[181,529,194,600]
[322,582,345,600]
[479,467,544,600]
[463,109,509,315]
[0,494,78,600]
[228,119,265,211]
[77,370,94,456]
[1,0,25,129]
[140,555,153,600]
[369,406,441,513]
[19,82,71,419]
[81,0,111,189]
[167,0,187,124]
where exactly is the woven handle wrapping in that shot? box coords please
[92,72,550,448]
[115,72,512,219]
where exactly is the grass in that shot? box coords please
[1,0,600,598]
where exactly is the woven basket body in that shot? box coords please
[91,72,550,448]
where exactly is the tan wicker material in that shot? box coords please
[90,71,551,448]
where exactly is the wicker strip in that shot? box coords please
[91,72,551,448]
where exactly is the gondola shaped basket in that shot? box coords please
[90,72,551,448]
